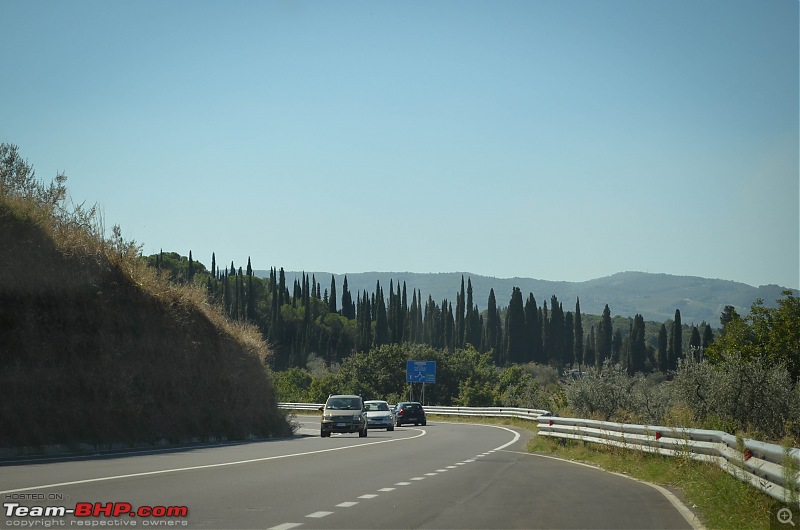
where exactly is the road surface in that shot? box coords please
[1,418,700,529]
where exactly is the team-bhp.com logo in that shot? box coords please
[4,502,188,526]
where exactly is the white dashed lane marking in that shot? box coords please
[271,454,485,529]
[265,424,522,530]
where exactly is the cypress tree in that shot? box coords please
[612,326,623,365]
[630,314,646,374]
[702,323,714,349]
[400,282,408,342]
[357,291,373,352]
[387,280,397,343]
[423,296,435,347]
[670,309,683,370]
[689,326,702,360]
[278,268,286,307]
[329,275,337,314]
[574,298,584,369]
[223,272,231,318]
[341,276,354,319]
[414,290,424,343]
[658,324,669,372]
[524,294,539,364]
[585,326,596,367]
[564,311,574,368]
[548,296,565,368]
[463,279,473,346]
[540,302,549,365]
[238,267,245,319]
[444,300,455,351]
[597,304,612,368]
[188,250,194,282]
[246,265,255,322]
[211,252,216,279]
[232,273,240,320]
[505,287,526,364]
[409,290,419,344]
[485,288,503,363]
[374,282,388,346]
[455,276,466,348]
[621,322,632,373]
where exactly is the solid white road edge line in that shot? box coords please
[503,450,706,530]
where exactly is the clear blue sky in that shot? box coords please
[2,0,798,289]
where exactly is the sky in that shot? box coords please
[2,0,798,289]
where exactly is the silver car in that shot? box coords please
[364,400,395,431]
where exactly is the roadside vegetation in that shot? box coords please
[0,144,292,451]
[273,288,800,444]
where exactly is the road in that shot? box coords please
[1,418,699,529]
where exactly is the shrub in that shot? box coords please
[673,354,798,439]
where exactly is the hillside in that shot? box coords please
[258,270,794,325]
[0,153,291,451]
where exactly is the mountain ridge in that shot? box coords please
[254,270,795,325]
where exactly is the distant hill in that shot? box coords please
[255,270,794,325]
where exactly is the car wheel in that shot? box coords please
[387,425,394,431]
[359,426,367,437]
[421,419,427,426]
[414,422,419,426]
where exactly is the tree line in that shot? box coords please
[147,251,716,374]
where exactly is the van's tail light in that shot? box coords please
[420,408,425,414]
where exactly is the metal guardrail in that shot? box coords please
[278,403,551,422]
[537,416,800,505]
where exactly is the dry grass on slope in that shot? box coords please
[0,146,292,451]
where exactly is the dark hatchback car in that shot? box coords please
[393,401,426,427]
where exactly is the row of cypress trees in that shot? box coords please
[149,251,708,373]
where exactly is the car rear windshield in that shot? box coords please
[404,404,421,411]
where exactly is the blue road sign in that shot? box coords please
[406,360,436,383]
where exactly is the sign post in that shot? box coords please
[406,361,436,405]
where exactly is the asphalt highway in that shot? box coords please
[1,418,700,529]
